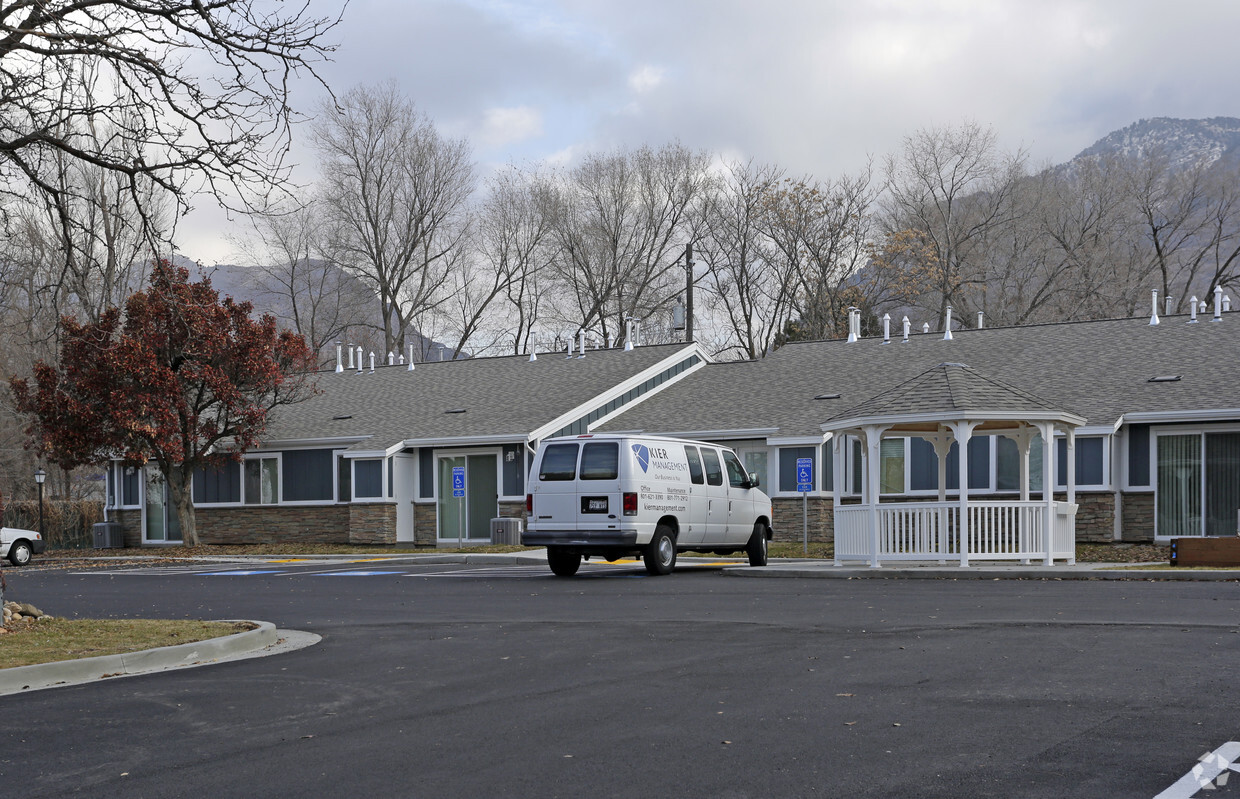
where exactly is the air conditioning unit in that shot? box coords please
[92,522,125,549]
[490,517,523,546]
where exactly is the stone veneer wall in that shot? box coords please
[111,509,143,548]
[1120,492,1155,542]
[414,503,438,547]
[196,505,352,544]
[348,503,396,545]
[1056,492,1113,543]
[771,497,833,543]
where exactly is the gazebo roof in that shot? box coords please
[821,362,1086,433]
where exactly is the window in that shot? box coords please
[244,457,278,504]
[880,439,905,494]
[820,442,834,493]
[1158,434,1200,538]
[354,459,383,498]
[121,466,140,506]
[685,446,704,485]
[723,451,747,488]
[502,444,525,496]
[338,454,352,502]
[539,444,578,481]
[580,442,619,480]
[194,461,241,503]
[779,447,817,492]
[282,449,333,501]
[909,438,938,491]
[1056,437,1105,487]
[743,450,768,491]
[702,449,724,486]
[1128,425,1151,487]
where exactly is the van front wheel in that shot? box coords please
[643,525,677,576]
[746,523,769,567]
[547,547,582,577]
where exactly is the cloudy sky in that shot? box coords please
[179,0,1240,263]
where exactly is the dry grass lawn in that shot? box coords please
[0,619,253,669]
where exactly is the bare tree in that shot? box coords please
[548,143,711,345]
[312,83,475,357]
[238,202,374,365]
[761,167,876,341]
[881,122,1027,327]
[0,1,342,234]
[695,159,791,358]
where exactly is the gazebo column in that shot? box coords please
[947,421,978,567]
[832,433,843,567]
[1038,421,1055,566]
[862,425,889,568]
[923,430,954,564]
[1005,426,1038,564]
[1065,427,1077,565]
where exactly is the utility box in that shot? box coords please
[92,522,125,549]
[490,517,523,546]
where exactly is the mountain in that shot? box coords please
[1070,116,1240,172]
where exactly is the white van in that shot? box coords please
[522,434,773,576]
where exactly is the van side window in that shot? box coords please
[702,449,724,486]
[684,446,704,484]
[580,442,619,480]
[723,451,747,488]
[539,444,579,481]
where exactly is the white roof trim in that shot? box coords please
[767,435,827,446]
[256,436,370,450]
[401,435,528,448]
[532,343,710,442]
[639,427,780,441]
[822,409,1087,433]
[1122,408,1240,424]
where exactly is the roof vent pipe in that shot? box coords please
[922,322,930,334]
[566,337,574,358]
[398,352,405,365]
[1214,285,1223,321]
[368,351,375,373]
[335,342,344,373]
[1150,290,1160,325]
[1225,294,1232,312]
[624,319,633,351]
[606,331,614,349]
[846,307,858,343]
[408,343,415,371]
[1190,296,1199,323]
[881,313,890,344]
[355,345,363,373]
[1165,294,1174,316]
[1201,299,1208,313]
[578,329,587,358]
[902,316,910,343]
[387,351,395,366]
[943,306,954,341]
[346,344,355,371]
[977,311,984,329]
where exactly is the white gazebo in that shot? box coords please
[823,363,1085,568]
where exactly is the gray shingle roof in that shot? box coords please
[261,343,703,451]
[824,362,1074,427]
[596,312,1240,438]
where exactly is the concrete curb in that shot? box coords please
[0,620,284,696]
[727,564,1240,581]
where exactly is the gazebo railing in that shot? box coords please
[835,500,1077,564]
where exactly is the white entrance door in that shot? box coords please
[393,454,415,543]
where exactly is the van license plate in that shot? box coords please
[582,497,608,513]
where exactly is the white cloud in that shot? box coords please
[627,65,665,94]
[479,106,545,148]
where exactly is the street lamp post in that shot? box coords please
[34,467,46,539]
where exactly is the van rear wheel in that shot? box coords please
[547,547,581,577]
[643,525,677,576]
[746,523,769,567]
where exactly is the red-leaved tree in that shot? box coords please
[10,260,318,546]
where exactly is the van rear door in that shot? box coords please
[531,442,579,533]
[575,440,622,531]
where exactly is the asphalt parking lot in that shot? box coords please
[3,560,1238,798]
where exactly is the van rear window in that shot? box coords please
[580,443,619,480]
[539,444,579,481]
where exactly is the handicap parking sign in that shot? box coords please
[796,457,813,492]
[452,466,466,497]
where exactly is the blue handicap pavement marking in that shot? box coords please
[311,571,404,576]
[197,570,282,576]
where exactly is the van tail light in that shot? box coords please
[622,492,638,516]
[526,493,533,513]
